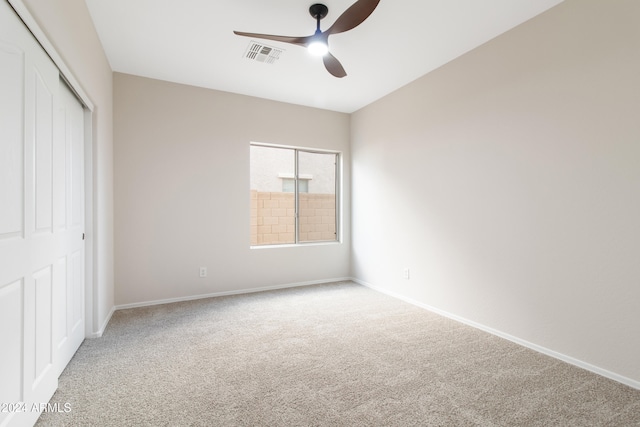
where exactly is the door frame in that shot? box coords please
[8,0,99,338]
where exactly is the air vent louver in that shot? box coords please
[244,41,283,64]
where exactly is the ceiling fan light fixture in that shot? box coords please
[308,39,329,56]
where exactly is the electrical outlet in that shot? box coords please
[199,267,207,278]
[403,268,410,279]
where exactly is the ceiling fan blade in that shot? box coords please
[233,31,311,47]
[323,52,347,78]
[326,0,380,36]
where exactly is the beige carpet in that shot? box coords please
[37,281,640,426]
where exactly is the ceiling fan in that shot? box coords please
[233,0,381,78]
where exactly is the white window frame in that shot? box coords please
[250,142,341,247]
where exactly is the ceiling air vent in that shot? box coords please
[244,41,283,65]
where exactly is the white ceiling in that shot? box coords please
[85,0,563,113]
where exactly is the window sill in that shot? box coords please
[250,241,341,250]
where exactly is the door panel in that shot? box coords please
[69,93,83,229]
[18,1,60,419]
[0,280,23,427]
[0,41,23,238]
[53,257,68,354]
[55,81,85,374]
[33,266,53,382]
[0,2,86,426]
[70,250,84,331]
[34,72,54,233]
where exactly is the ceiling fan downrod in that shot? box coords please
[308,3,329,55]
[309,3,329,27]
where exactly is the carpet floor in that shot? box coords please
[36,281,640,426]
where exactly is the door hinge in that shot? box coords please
[82,233,85,240]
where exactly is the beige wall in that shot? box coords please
[114,73,350,305]
[351,0,640,385]
[20,0,114,335]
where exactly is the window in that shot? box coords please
[250,144,339,246]
[280,175,310,193]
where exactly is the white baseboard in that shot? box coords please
[86,305,116,339]
[114,277,352,311]
[351,277,640,391]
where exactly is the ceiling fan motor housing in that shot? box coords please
[309,4,329,20]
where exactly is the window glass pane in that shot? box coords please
[250,146,295,245]
[282,178,295,193]
[298,151,336,243]
[281,178,308,193]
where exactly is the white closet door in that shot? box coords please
[0,2,85,426]
[52,80,85,376]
